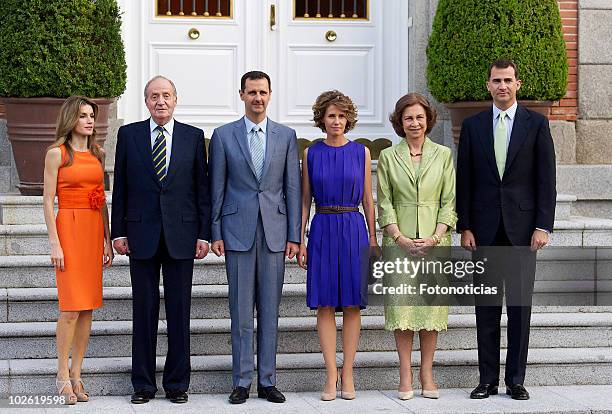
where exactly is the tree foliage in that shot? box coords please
[426,0,568,103]
[0,0,127,98]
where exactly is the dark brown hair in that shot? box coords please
[312,90,358,133]
[488,59,519,80]
[48,96,103,167]
[240,71,271,91]
[389,92,437,137]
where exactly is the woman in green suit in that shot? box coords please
[377,92,456,400]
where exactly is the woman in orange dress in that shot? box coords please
[43,96,113,404]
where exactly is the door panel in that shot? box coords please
[143,0,247,129]
[133,0,407,142]
[269,0,403,140]
[287,46,375,117]
[151,44,239,116]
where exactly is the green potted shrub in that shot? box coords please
[426,0,568,144]
[0,0,126,194]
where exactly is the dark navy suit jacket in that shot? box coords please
[111,119,211,260]
[456,105,556,246]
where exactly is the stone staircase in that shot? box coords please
[0,194,611,397]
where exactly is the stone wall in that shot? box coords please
[551,0,579,123]
[577,0,612,164]
[0,120,19,193]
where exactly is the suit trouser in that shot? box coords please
[129,233,194,393]
[225,216,285,388]
[474,223,536,386]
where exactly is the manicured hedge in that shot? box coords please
[0,0,126,98]
[426,0,568,103]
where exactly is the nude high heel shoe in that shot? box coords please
[398,368,414,400]
[398,389,414,400]
[421,389,440,399]
[340,374,356,400]
[56,377,77,405]
[70,378,90,402]
[419,371,439,399]
[320,375,338,401]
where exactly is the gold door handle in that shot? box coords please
[325,30,337,42]
[270,4,276,31]
[188,28,200,40]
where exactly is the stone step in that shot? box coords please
[0,313,610,360]
[3,216,612,256]
[3,284,612,323]
[0,284,310,322]
[15,386,612,413]
[1,249,610,288]
[0,255,307,287]
[0,192,580,225]
[557,164,612,218]
[2,347,611,396]
[555,194,577,220]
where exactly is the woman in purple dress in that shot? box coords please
[298,90,378,401]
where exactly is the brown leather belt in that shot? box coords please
[316,205,359,214]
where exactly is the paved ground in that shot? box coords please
[1,386,611,413]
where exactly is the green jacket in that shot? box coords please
[377,138,457,245]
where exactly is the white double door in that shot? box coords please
[130,0,408,140]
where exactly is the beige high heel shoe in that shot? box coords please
[70,378,90,402]
[398,389,414,400]
[320,375,338,401]
[398,368,414,400]
[56,377,77,405]
[419,372,439,399]
[421,389,440,399]
[340,374,356,400]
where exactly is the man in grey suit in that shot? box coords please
[209,71,301,404]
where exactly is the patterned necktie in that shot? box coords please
[494,111,508,178]
[153,125,167,181]
[249,126,264,181]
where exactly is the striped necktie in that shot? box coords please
[249,126,264,181]
[153,125,167,181]
[494,111,508,178]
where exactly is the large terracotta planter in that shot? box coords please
[447,100,553,146]
[4,97,112,195]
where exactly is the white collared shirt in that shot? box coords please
[244,116,268,157]
[150,117,174,172]
[492,101,517,149]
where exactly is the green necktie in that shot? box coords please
[494,111,508,178]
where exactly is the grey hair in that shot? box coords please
[143,75,178,98]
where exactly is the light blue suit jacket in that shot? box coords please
[209,117,301,252]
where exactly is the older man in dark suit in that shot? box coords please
[111,75,211,404]
[456,60,556,400]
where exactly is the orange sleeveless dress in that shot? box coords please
[55,145,105,311]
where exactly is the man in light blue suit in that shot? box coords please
[209,71,301,404]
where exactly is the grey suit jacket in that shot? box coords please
[209,117,301,252]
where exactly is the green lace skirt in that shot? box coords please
[382,233,450,332]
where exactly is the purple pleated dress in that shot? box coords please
[306,140,369,310]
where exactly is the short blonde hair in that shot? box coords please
[312,90,358,133]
